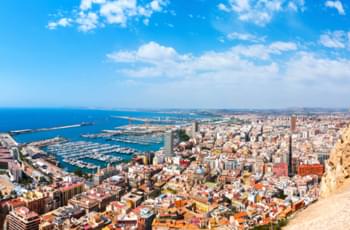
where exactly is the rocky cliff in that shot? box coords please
[285,125,350,230]
[320,125,350,197]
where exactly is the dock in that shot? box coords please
[9,122,94,135]
[46,141,137,171]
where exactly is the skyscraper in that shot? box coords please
[192,121,199,138]
[291,115,297,133]
[164,130,174,156]
[288,135,294,177]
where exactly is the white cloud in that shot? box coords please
[76,12,99,32]
[319,31,348,48]
[226,32,265,42]
[217,3,230,12]
[150,0,161,11]
[269,41,298,52]
[48,0,169,32]
[47,18,72,30]
[107,41,298,79]
[80,0,106,10]
[325,0,345,15]
[285,52,350,82]
[107,42,350,108]
[99,0,138,27]
[232,41,297,60]
[288,0,305,11]
[218,0,305,26]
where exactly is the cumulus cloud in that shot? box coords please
[76,12,99,32]
[285,52,350,82]
[226,32,265,42]
[107,41,299,79]
[107,41,350,83]
[217,3,230,12]
[325,0,345,15]
[47,18,72,30]
[319,30,349,48]
[108,41,181,63]
[48,0,169,31]
[106,41,350,108]
[218,0,305,26]
[232,41,297,60]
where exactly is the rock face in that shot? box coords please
[284,126,350,230]
[320,126,350,197]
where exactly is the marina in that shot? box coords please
[109,134,163,145]
[45,141,138,171]
[4,109,207,173]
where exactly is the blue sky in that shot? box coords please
[0,0,350,109]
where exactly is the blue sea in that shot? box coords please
[0,108,202,172]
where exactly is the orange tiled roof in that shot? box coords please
[254,183,264,190]
[234,212,248,219]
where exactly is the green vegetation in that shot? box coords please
[19,174,33,185]
[73,168,91,179]
[74,168,84,177]
[178,129,190,142]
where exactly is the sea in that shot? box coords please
[0,108,203,173]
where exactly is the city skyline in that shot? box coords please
[1,0,350,108]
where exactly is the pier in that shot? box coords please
[9,122,93,135]
[111,115,192,124]
[28,137,68,147]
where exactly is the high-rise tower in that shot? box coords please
[192,121,199,138]
[288,135,294,177]
[291,115,297,133]
[164,130,174,156]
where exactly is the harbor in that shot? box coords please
[6,110,206,173]
[109,134,163,145]
[45,141,138,172]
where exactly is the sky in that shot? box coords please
[0,0,350,109]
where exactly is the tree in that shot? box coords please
[178,129,190,142]
[74,168,84,177]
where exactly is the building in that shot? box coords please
[93,164,118,186]
[318,152,330,165]
[122,192,144,208]
[68,185,120,213]
[192,121,199,138]
[136,207,155,230]
[288,135,294,177]
[6,207,40,230]
[68,194,99,213]
[8,161,22,182]
[58,182,84,206]
[21,191,47,215]
[297,164,324,177]
[0,147,13,170]
[273,163,288,177]
[291,115,297,133]
[164,130,174,156]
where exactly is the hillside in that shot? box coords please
[285,126,350,230]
